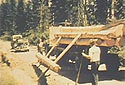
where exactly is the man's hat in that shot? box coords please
[89,39,98,45]
[89,39,98,43]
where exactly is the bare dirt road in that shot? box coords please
[0,40,39,85]
[0,40,125,85]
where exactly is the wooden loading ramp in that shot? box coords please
[36,34,81,72]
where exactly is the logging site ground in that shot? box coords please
[0,40,125,85]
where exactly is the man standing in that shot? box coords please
[82,40,101,85]
[38,38,46,56]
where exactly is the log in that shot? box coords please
[36,53,61,72]
[45,37,61,58]
[50,20,125,47]
[54,34,81,63]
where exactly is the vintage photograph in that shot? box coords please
[0,0,125,85]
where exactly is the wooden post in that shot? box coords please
[54,34,81,63]
[75,57,83,85]
[45,37,62,58]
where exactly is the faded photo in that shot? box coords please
[0,0,125,85]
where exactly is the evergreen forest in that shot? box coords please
[0,0,124,44]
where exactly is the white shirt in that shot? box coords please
[89,45,101,62]
[39,42,44,48]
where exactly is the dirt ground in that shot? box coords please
[0,40,125,85]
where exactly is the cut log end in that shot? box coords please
[36,53,61,72]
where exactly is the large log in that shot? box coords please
[50,21,125,47]
[54,24,124,39]
[36,53,61,72]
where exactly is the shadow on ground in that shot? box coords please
[59,65,125,84]
[32,65,48,85]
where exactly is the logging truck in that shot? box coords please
[36,20,125,73]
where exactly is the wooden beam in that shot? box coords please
[51,38,120,47]
[54,34,81,63]
[36,53,61,72]
[54,33,113,40]
[45,37,61,58]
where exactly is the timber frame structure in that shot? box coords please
[36,20,125,72]
[49,20,125,47]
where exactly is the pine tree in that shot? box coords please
[31,0,42,29]
[65,0,78,26]
[0,0,12,33]
[0,4,4,35]
[52,0,67,23]
[95,0,108,24]
[10,0,17,34]
[16,0,26,33]
[87,0,97,25]
[115,0,125,19]
[25,1,34,30]
[40,0,49,31]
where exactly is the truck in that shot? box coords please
[36,20,125,73]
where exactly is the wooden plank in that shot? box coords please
[36,53,61,72]
[61,26,104,32]
[51,38,119,47]
[54,33,112,40]
[45,37,61,58]
[54,24,124,40]
[100,20,125,31]
[54,34,81,63]
[50,20,125,33]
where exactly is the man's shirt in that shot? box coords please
[39,42,44,48]
[89,45,101,62]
